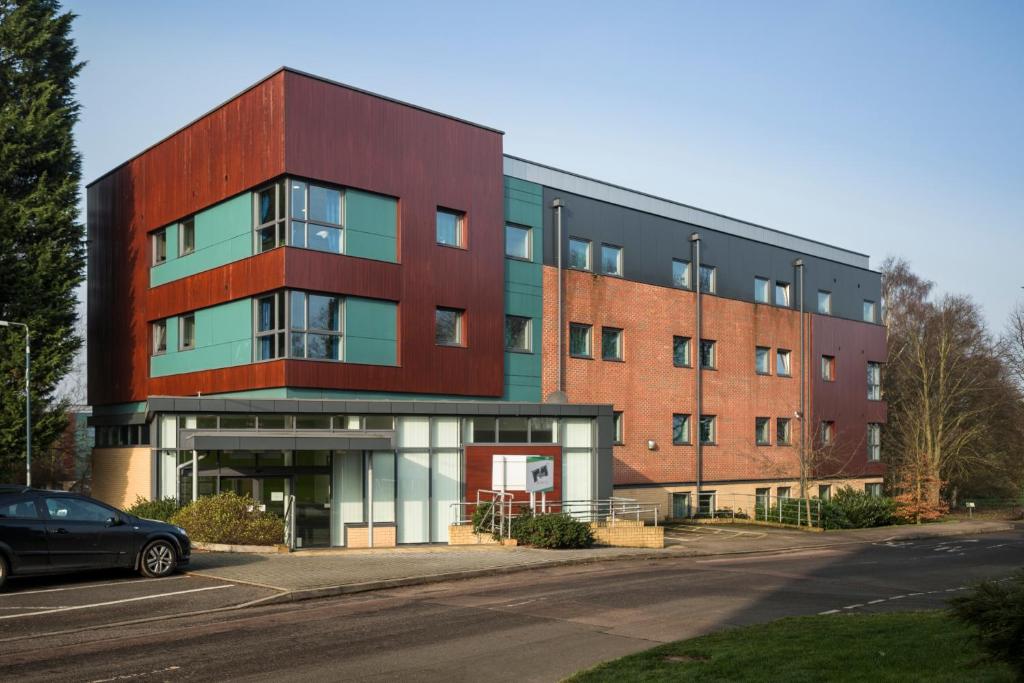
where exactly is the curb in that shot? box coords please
[185,522,1015,604]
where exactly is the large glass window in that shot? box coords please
[601,244,623,276]
[601,327,623,361]
[180,314,195,350]
[700,339,716,369]
[570,323,592,358]
[863,300,877,322]
[672,414,690,444]
[436,307,464,346]
[756,346,771,374]
[673,336,691,367]
[255,180,287,253]
[777,349,792,377]
[255,293,286,360]
[672,259,690,289]
[568,237,591,271]
[867,362,882,400]
[290,181,343,253]
[290,292,343,360]
[699,265,716,293]
[436,209,464,247]
[505,315,531,352]
[505,224,531,260]
[775,281,791,307]
[754,277,770,303]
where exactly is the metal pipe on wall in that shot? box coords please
[690,232,702,505]
[794,258,806,497]
[553,198,564,395]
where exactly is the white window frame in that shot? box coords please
[600,243,623,277]
[754,276,770,303]
[179,313,195,351]
[504,315,532,353]
[504,223,532,260]
[568,237,592,271]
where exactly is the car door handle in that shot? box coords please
[49,528,69,534]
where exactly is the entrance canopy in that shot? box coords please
[179,430,394,452]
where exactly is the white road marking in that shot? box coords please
[889,595,906,600]
[0,585,233,621]
[0,575,188,598]
[89,665,181,683]
[819,609,840,615]
[867,599,885,605]
[907,592,924,597]
[504,599,536,607]
[843,604,864,610]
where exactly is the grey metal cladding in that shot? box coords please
[506,155,869,268]
[540,187,882,323]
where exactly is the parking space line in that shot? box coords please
[0,584,234,621]
[0,575,190,598]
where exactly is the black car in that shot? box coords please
[0,486,190,590]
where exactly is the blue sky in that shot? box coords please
[67,0,1023,330]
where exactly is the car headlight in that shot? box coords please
[175,526,189,537]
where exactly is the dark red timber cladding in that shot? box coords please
[282,70,506,397]
[465,445,563,508]
[810,314,887,479]
[87,72,287,405]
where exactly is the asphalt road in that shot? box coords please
[0,530,1021,682]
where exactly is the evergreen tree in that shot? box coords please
[0,0,84,482]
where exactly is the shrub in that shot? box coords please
[509,511,594,549]
[950,570,1024,677]
[124,496,180,522]
[822,486,898,529]
[170,492,284,546]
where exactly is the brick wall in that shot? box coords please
[91,447,152,509]
[543,266,881,488]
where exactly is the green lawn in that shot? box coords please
[566,611,1012,683]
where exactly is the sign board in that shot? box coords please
[492,455,527,491]
[526,456,555,493]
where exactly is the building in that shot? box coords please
[87,68,885,546]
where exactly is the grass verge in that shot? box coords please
[566,611,1012,682]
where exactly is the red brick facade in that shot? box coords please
[542,266,884,488]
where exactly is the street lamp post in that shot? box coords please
[0,321,30,486]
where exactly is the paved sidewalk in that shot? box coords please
[186,519,1015,601]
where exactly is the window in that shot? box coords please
[699,265,716,293]
[755,417,771,445]
[601,327,623,361]
[777,487,791,500]
[180,218,195,256]
[863,300,877,323]
[698,491,716,516]
[505,315,531,352]
[152,320,167,355]
[818,484,832,501]
[45,497,113,523]
[867,423,881,461]
[289,181,343,253]
[700,339,716,369]
[673,336,691,367]
[436,208,464,247]
[754,277,770,303]
[364,415,396,430]
[180,314,195,351]
[152,229,167,265]
[775,281,791,307]
[672,414,691,445]
[867,362,882,400]
[777,418,792,445]
[755,346,771,375]
[613,411,624,444]
[568,237,591,270]
[435,307,464,346]
[818,290,832,314]
[291,291,343,360]
[755,487,771,509]
[505,224,531,260]
[699,415,716,444]
[821,355,835,381]
[569,323,592,358]
[865,483,882,497]
[0,496,38,519]
[672,259,690,289]
[255,180,287,253]
[820,421,835,445]
[255,292,285,360]
[601,244,623,276]
[776,349,792,377]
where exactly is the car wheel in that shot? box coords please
[139,539,178,578]
[0,554,8,591]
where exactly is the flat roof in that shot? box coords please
[503,155,870,270]
[86,67,504,188]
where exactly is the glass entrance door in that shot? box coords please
[220,477,288,518]
[293,473,331,548]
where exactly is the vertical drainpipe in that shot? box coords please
[367,451,374,548]
[690,232,702,506]
[553,198,565,395]
[794,258,806,498]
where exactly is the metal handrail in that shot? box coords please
[677,491,823,528]
[449,496,661,528]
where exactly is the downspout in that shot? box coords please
[794,259,807,501]
[549,198,566,402]
[690,232,702,506]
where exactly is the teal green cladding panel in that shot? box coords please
[346,190,397,262]
[150,299,252,377]
[150,193,253,287]
[345,297,397,366]
[503,176,544,402]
